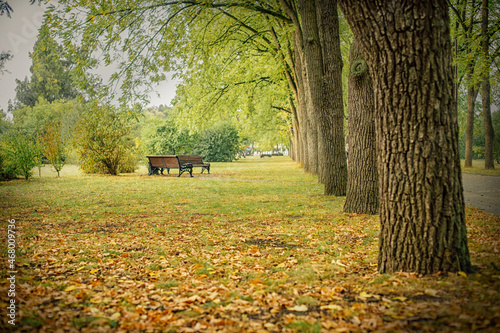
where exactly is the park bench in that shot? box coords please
[260,154,272,158]
[146,155,193,177]
[177,155,210,174]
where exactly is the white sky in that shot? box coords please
[0,1,179,112]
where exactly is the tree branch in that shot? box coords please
[272,105,291,113]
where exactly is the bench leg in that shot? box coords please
[148,162,158,175]
[178,168,193,177]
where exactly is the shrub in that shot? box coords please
[1,129,41,180]
[193,122,240,162]
[74,102,137,175]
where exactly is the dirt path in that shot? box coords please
[462,173,500,216]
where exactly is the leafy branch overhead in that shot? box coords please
[46,0,294,106]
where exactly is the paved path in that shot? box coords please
[462,173,500,216]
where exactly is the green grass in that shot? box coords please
[1,156,499,332]
[461,159,500,176]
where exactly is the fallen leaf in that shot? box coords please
[425,289,439,297]
[320,304,342,311]
[289,304,308,312]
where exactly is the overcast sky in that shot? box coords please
[0,1,179,112]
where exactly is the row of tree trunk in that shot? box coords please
[456,0,495,170]
[282,0,471,274]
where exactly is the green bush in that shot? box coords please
[193,122,240,162]
[0,150,17,180]
[74,102,137,175]
[140,118,195,156]
[1,129,41,180]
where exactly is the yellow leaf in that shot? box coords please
[64,286,76,292]
[90,298,100,303]
[390,314,406,319]
[193,263,204,270]
[458,271,467,277]
[76,266,85,271]
[277,263,286,268]
[359,291,373,299]
[90,269,98,274]
[149,272,157,276]
[424,289,439,297]
[393,296,407,302]
[290,305,308,312]
[250,278,263,285]
[320,304,342,311]
[110,312,121,321]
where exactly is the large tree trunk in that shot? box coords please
[338,0,471,274]
[298,0,319,175]
[293,30,309,170]
[465,81,478,168]
[316,0,347,196]
[482,0,495,170]
[343,39,378,214]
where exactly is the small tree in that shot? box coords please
[2,129,41,180]
[74,102,136,175]
[39,121,66,177]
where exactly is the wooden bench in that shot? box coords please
[260,154,272,158]
[177,155,210,174]
[146,155,193,177]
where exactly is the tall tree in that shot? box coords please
[338,0,471,274]
[14,22,78,107]
[481,0,495,169]
[316,0,347,195]
[281,0,347,195]
[343,38,377,215]
[449,0,481,168]
[450,0,500,168]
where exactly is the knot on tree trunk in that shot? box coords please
[351,58,368,77]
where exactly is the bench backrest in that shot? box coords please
[177,155,206,165]
[147,155,180,168]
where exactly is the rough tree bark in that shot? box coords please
[343,39,378,214]
[291,28,309,170]
[462,0,479,168]
[316,0,347,196]
[482,0,495,169]
[338,0,471,274]
[298,0,319,175]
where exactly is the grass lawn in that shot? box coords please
[0,156,499,332]
[461,159,500,176]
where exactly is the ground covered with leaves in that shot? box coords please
[1,157,499,332]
